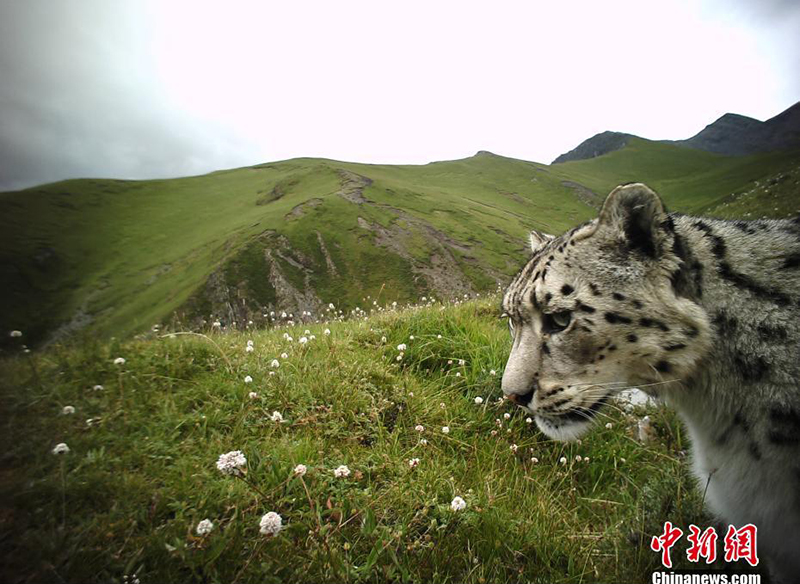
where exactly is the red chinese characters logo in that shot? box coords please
[723,523,759,566]
[651,521,683,568]
[686,525,718,564]
[651,523,759,568]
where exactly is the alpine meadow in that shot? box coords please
[2,102,800,583]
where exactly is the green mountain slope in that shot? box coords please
[2,143,798,348]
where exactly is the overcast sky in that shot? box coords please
[1,0,798,191]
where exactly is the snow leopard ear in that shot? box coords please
[598,183,670,258]
[529,229,554,253]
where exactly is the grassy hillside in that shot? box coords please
[2,142,798,350]
[4,295,764,584]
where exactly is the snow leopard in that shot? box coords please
[501,183,800,581]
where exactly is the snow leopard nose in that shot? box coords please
[507,388,535,407]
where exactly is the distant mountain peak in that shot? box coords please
[551,101,800,163]
[552,131,635,164]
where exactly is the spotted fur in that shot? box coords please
[501,183,800,581]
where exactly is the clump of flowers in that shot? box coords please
[52,443,70,455]
[259,512,283,536]
[334,465,351,478]
[450,496,467,511]
[216,450,247,475]
[196,519,214,536]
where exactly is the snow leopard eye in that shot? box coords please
[542,310,572,334]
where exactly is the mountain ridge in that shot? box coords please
[552,101,800,163]
[2,135,799,350]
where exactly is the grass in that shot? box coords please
[1,295,766,583]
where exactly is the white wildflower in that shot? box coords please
[458,359,465,366]
[281,352,289,359]
[437,334,442,339]
[334,465,351,478]
[293,464,307,477]
[216,450,247,475]
[270,411,284,422]
[113,357,126,365]
[396,354,403,361]
[212,321,221,328]
[247,340,254,346]
[575,455,583,462]
[525,417,533,424]
[605,422,613,429]
[441,426,450,434]
[455,372,461,378]
[474,396,484,405]
[489,369,496,376]
[503,412,511,420]
[450,496,467,511]
[92,384,104,391]
[510,444,518,453]
[270,359,280,368]
[397,343,407,351]
[415,424,425,433]
[259,511,283,536]
[299,337,308,345]
[324,329,331,335]
[196,519,214,535]
[244,375,253,384]
[420,438,428,445]
[328,303,335,310]
[530,457,539,464]
[61,405,75,415]
[52,443,70,455]
[248,392,258,399]
[9,330,22,338]
[559,456,567,465]
[408,458,420,468]
[246,345,254,353]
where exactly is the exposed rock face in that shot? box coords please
[552,131,633,164]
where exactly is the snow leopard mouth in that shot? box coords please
[533,395,609,441]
